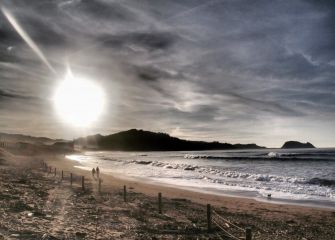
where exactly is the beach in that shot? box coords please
[0,149,334,240]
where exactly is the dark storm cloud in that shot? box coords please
[62,0,136,22]
[0,25,21,44]
[0,0,334,146]
[126,32,176,50]
[0,88,41,102]
[132,65,166,82]
[0,14,23,62]
[0,89,27,100]
[98,31,178,52]
[129,64,179,82]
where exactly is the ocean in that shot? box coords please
[66,148,335,208]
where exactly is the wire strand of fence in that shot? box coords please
[215,232,225,240]
[212,210,245,232]
[212,219,240,240]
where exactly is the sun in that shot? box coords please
[53,74,105,127]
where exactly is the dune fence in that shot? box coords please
[42,161,253,240]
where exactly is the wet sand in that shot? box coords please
[1,150,334,239]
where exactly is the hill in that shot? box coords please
[0,132,64,145]
[281,141,315,149]
[75,129,265,151]
[0,133,72,155]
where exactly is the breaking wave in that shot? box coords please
[183,153,334,161]
[123,159,335,188]
[69,149,335,203]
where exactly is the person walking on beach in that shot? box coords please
[92,168,96,179]
[96,167,100,179]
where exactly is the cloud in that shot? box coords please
[60,0,136,22]
[96,31,178,53]
[128,64,179,82]
[0,0,334,147]
[0,88,37,101]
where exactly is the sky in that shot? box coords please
[0,0,335,148]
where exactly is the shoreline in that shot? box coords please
[74,165,335,210]
[47,155,334,216]
[68,155,335,211]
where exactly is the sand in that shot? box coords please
[0,150,334,239]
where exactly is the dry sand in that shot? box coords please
[0,150,334,239]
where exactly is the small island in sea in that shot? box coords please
[281,141,316,149]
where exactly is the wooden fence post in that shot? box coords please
[246,227,252,240]
[207,204,212,233]
[123,185,127,202]
[95,208,99,240]
[61,170,63,180]
[81,176,85,190]
[54,168,57,176]
[98,179,102,194]
[70,173,73,186]
[158,192,162,214]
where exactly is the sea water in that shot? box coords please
[66,148,335,208]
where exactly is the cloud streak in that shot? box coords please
[1,7,57,74]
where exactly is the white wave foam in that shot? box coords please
[267,152,279,158]
[66,150,335,203]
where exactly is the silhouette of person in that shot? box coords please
[92,168,96,178]
[96,167,100,179]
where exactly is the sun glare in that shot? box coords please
[53,75,105,127]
